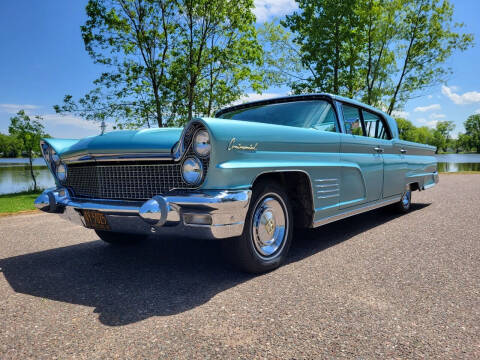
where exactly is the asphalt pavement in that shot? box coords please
[1,174,479,359]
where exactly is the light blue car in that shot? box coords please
[35,94,438,273]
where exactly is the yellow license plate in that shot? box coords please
[83,210,110,231]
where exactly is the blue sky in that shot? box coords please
[0,0,479,138]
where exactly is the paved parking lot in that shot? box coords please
[1,174,479,359]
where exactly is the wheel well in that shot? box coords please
[252,171,314,228]
[408,182,420,191]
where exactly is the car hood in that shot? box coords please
[45,128,183,160]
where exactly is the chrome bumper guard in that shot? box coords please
[35,187,251,239]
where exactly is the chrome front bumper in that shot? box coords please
[35,188,251,239]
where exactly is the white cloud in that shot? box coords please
[41,113,101,131]
[391,110,409,118]
[414,104,441,112]
[417,118,438,128]
[441,85,480,105]
[474,109,480,115]
[0,103,107,137]
[427,95,433,99]
[430,113,446,119]
[0,104,40,114]
[253,0,298,23]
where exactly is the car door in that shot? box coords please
[361,110,406,198]
[306,100,342,220]
[338,103,384,209]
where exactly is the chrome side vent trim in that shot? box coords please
[314,178,340,199]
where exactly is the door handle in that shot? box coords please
[400,149,407,154]
[373,147,384,153]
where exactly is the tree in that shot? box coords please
[356,0,399,107]
[283,0,361,95]
[394,117,439,146]
[55,0,264,128]
[436,120,455,152]
[464,114,480,153]
[453,133,471,153]
[427,121,454,153]
[256,22,306,90]
[270,0,473,114]
[396,117,417,142]
[8,111,46,191]
[177,0,264,120]
[0,133,23,158]
[387,0,473,114]
[414,126,435,146]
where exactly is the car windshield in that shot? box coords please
[218,100,337,131]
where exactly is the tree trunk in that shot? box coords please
[387,2,423,114]
[29,153,37,191]
[152,82,163,127]
[186,73,196,123]
[333,24,340,94]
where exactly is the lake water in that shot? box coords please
[0,158,55,195]
[1,154,479,195]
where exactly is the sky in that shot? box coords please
[0,0,479,138]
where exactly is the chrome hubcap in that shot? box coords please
[252,195,288,258]
[402,190,411,208]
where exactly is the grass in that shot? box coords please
[437,151,480,155]
[0,189,42,215]
[440,171,480,175]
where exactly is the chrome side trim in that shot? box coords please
[313,196,401,228]
[314,178,339,199]
[317,194,340,199]
[315,183,339,188]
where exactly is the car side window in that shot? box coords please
[309,103,338,132]
[341,104,363,136]
[362,110,390,139]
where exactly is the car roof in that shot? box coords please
[215,93,399,139]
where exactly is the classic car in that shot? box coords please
[35,94,438,273]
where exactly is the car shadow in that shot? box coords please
[0,203,430,326]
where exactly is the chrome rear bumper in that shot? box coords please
[35,187,251,239]
[422,171,439,190]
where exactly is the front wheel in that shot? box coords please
[227,181,293,273]
[95,230,148,245]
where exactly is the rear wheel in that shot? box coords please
[227,181,293,273]
[95,230,148,245]
[395,190,412,213]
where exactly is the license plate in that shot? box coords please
[82,210,110,231]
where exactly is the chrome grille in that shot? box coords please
[65,163,195,200]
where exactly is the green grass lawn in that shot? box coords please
[0,190,42,215]
[440,171,480,174]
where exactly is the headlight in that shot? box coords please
[182,156,203,185]
[56,163,67,181]
[52,154,60,167]
[41,141,67,182]
[193,130,211,157]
